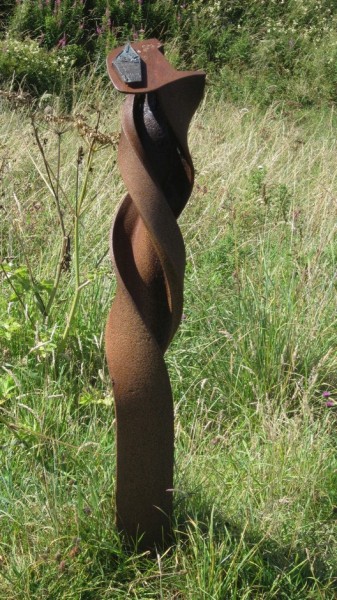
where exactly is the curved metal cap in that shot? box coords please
[107,39,205,94]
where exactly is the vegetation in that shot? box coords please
[1,78,337,596]
[1,0,337,106]
[1,1,337,597]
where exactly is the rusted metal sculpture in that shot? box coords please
[105,39,205,549]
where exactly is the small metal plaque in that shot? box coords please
[112,43,142,84]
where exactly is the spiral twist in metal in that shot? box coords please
[105,40,205,548]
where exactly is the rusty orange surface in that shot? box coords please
[107,38,204,94]
[105,40,205,549]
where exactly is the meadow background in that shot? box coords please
[0,1,337,598]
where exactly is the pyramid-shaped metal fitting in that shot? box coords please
[112,43,142,84]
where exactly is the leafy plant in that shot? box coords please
[0,102,118,363]
[0,373,17,404]
[0,36,76,94]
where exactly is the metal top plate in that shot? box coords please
[107,39,206,94]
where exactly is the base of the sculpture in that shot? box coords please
[114,390,174,550]
[116,491,172,550]
[116,513,173,552]
[106,297,174,550]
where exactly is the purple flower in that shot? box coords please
[57,33,67,48]
[96,26,103,35]
[326,401,334,408]
[322,391,331,398]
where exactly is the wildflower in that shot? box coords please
[326,401,334,407]
[57,33,67,48]
[96,26,103,35]
[54,550,62,562]
[58,560,67,572]
[322,391,331,397]
[69,544,81,558]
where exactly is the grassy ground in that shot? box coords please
[0,81,337,598]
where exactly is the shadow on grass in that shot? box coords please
[172,490,336,598]
[74,493,336,599]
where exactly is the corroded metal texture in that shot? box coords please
[105,40,205,548]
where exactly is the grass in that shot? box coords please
[0,80,337,598]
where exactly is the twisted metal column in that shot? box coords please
[105,40,205,548]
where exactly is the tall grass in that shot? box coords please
[0,81,337,597]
